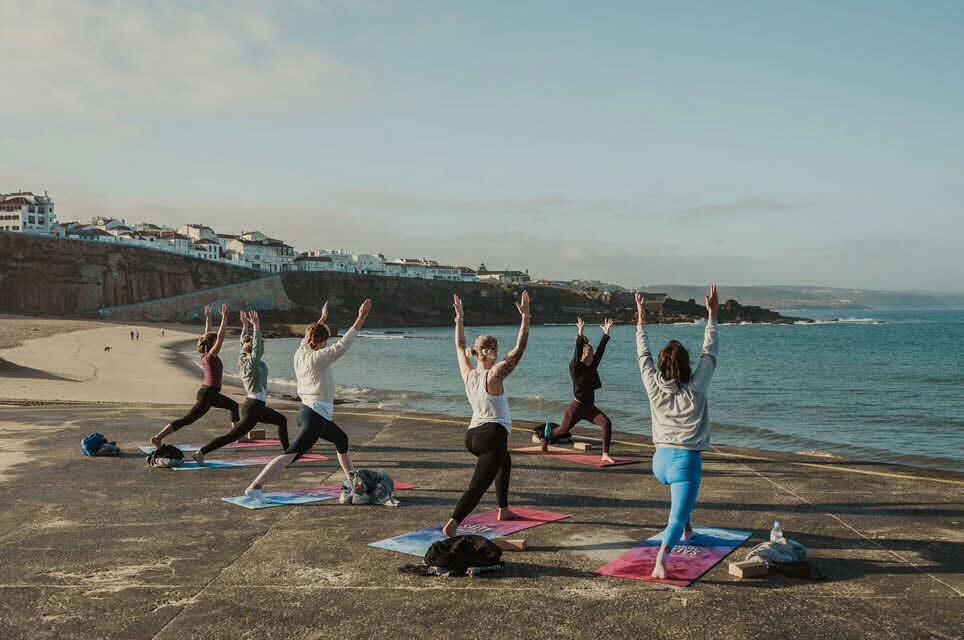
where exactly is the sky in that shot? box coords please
[2,0,963,292]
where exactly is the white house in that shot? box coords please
[352,253,386,275]
[227,236,295,272]
[179,224,219,243]
[476,263,530,284]
[191,237,221,261]
[294,255,344,272]
[0,191,58,235]
[458,267,479,282]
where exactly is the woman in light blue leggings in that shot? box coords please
[635,287,720,579]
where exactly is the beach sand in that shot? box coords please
[0,317,222,404]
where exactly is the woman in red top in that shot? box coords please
[151,304,240,447]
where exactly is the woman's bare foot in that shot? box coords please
[600,452,615,464]
[441,519,459,538]
[150,435,163,448]
[192,451,206,466]
[681,525,696,541]
[539,438,549,452]
[651,546,669,579]
[497,507,519,521]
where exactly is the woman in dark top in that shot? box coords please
[150,304,240,448]
[540,317,615,463]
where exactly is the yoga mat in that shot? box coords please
[221,482,418,509]
[370,507,569,557]
[171,453,328,470]
[513,445,639,467]
[139,439,282,453]
[594,527,752,586]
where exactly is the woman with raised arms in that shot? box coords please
[441,291,531,538]
[636,286,720,579]
[540,316,616,463]
[244,299,371,503]
[192,310,289,465]
[151,304,239,448]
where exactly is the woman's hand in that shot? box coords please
[453,294,464,319]
[355,299,372,328]
[576,316,585,335]
[600,318,614,335]
[705,284,719,320]
[319,301,329,325]
[515,291,531,319]
[219,303,229,321]
[204,305,212,319]
[239,310,249,326]
[635,292,646,325]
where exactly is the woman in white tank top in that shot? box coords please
[441,291,531,538]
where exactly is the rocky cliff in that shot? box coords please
[0,233,263,315]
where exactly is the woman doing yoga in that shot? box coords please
[244,299,371,503]
[441,291,531,538]
[541,316,615,463]
[151,304,239,447]
[636,286,720,579]
[192,310,289,465]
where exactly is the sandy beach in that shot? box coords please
[0,316,233,405]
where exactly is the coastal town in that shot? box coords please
[0,189,630,293]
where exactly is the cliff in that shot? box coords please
[0,233,807,326]
[0,233,263,315]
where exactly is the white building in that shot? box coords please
[0,191,58,235]
[476,263,530,284]
[294,255,343,272]
[179,224,218,242]
[458,267,479,282]
[191,238,221,261]
[227,234,295,272]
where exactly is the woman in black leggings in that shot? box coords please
[151,304,239,448]
[441,291,531,538]
[193,310,289,465]
[244,299,371,503]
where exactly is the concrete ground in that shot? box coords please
[0,399,961,640]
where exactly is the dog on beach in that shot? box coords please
[104,346,112,352]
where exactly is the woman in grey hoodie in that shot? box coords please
[636,286,720,579]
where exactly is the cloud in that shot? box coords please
[673,197,814,220]
[0,1,357,118]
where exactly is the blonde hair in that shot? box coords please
[197,332,217,354]
[466,335,498,362]
[305,323,330,350]
[241,334,254,355]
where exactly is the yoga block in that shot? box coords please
[574,442,592,451]
[248,429,266,441]
[493,537,527,552]
[729,559,768,578]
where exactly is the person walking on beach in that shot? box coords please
[441,292,530,538]
[150,304,240,447]
[135,330,140,341]
[192,310,289,466]
[539,316,615,463]
[244,299,371,502]
[130,330,134,341]
[636,286,719,579]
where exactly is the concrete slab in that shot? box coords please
[0,403,960,639]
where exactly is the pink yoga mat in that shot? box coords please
[595,527,752,586]
[513,445,639,467]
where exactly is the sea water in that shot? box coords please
[215,309,964,471]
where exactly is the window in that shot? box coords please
[28,216,35,224]
[13,226,19,231]
[38,217,45,225]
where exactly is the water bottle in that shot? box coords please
[770,521,785,543]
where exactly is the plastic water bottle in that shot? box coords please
[770,521,785,543]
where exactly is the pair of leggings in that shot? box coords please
[284,406,349,460]
[198,398,289,455]
[547,400,612,452]
[451,422,511,523]
[652,447,702,552]
[170,386,240,431]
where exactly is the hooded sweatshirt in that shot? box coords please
[238,326,268,399]
[636,320,719,451]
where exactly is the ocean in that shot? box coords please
[212,309,964,472]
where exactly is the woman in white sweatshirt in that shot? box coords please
[636,286,720,579]
[244,299,371,503]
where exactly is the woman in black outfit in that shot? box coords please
[540,316,615,463]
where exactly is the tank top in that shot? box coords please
[201,352,223,388]
[464,369,512,433]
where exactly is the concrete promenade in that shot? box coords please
[0,400,960,639]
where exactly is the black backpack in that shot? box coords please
[425,535,503,573]
[147,444,185,467]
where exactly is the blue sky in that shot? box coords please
[2,1,962,291]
